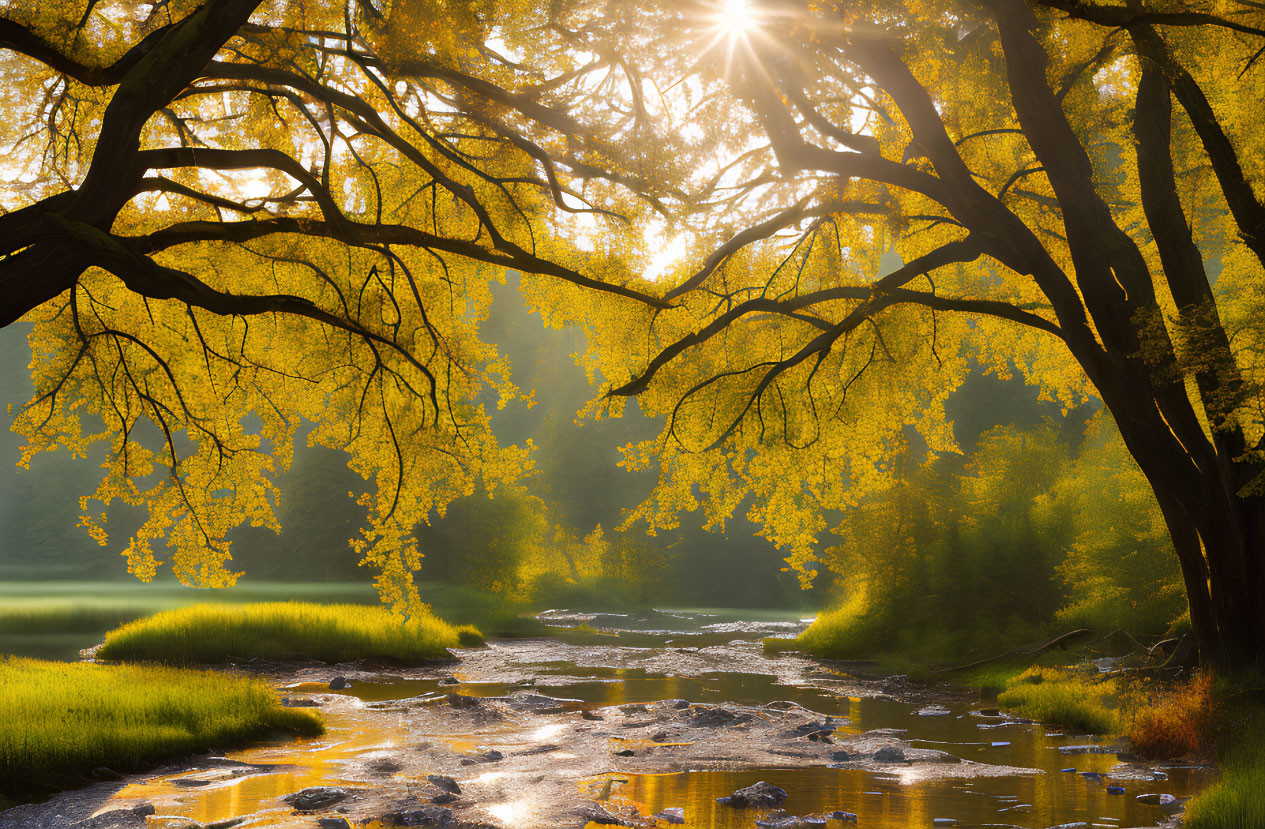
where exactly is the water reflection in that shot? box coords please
[584,763,1196,829]
[92,608,1211,829]
[336,670,851,713]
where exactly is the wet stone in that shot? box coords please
[328,677,349,691]
[377,805,454,826]
[687,706,752,728]
[446,694,479,709]
[284,786,349,811]
[574,802,631,826]
[431,793,458,805]
[653,807,685,824]
[873,746,907,763]
[426,774,461,794]
[1135,793,1179,806]
[717,780,788,808]
[282,697,320,707]
[367,757,404,774]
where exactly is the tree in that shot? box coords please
[0,0,665,612]
[545,0,1265,669]
[2,0,1264,670]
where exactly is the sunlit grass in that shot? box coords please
[1184,713,1265,828]
[96,602,483,665]
[0,655,321,801]
[996,666,1126,735]
[1181,671,1265,829]
[771,592,878,659]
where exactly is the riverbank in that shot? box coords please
[0,609,1211,829]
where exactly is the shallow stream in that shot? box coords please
[5,608,1213,828]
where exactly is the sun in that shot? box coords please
[716,0,760,36]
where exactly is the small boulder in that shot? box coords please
[717,781,788,808]
[378,805,454,826]
[426,774,461,794]
[367,757,404,775]
[653,807,685,824]
[328,677,349,691]
[574,802,630,825]
[431,793,458,805]
[917,705,951,717]
[1135,793,1179,806]
[688,707,751,728]
[284,786,349,811]
[873,746,906,763]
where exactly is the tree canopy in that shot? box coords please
[2,0,1264,666]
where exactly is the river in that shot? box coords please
[1,607,1212,829]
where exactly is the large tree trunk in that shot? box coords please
[1120,404,1265,672]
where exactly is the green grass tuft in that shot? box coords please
[0,656,321,801]
[1183,687,1265,829]
[995,666,1125,735]
[96,602,482,665]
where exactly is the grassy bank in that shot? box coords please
[0,656,321,802]
[97,602,483,665]
[1183,690,1265,829]
[995,666,1127,734]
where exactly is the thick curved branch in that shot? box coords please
[1130,25,1265,266]
[1032,0,1265,39]
[611,238,991,397]
[133,216,670,309]
[52,214,442,412]
[0,16,174,85]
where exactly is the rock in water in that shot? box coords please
[377,805,454,826]
[918,704,951,716]
[653,807,685,824]
[367,757,403,774]
[426,774,461,794]
[717,781,789,807]
[873,746,906,763]
[328,677,348,690]
[1135,793,1178,806]
[284,787,349,810]
[574,802,630,825]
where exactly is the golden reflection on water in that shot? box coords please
[107,703,400,827]
[582,764,1197,829]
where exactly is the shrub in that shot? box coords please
[1129,672,1216,759]
[97,602,482,664]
